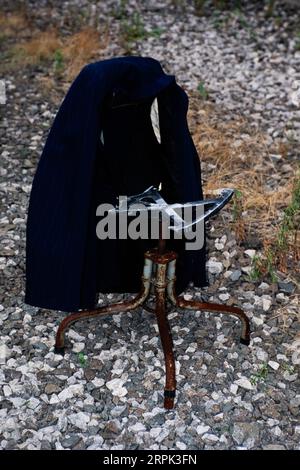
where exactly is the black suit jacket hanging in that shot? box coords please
[26,56,207,312]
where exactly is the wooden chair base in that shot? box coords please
[54,249,251,409]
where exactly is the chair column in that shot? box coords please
[153,260,176,409]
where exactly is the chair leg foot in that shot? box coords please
[54,345,65,355]
[164,390,175,410]
[240,337,250,346]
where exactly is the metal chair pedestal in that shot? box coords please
[54,244,250,410]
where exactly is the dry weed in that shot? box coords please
[62,27,109,80]
[0,12,29,38]
[14,29,61,63]
[188,94,298,242]
[3,24,108,80]
[269,294,300,328]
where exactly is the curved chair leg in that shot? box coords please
[54,258,153,354]
[154,262,176,409]
[177,297,250,346]
[166,264,250,346]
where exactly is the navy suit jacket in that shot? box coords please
[26,56,207,312]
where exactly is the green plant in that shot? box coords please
[249,249,277,282]
[121,12,147,44]
[266,0,276,18]
[278,174,300,247]
[232,189,243,221]
[113,0,128,20]
[231,189,246,242]
[249,171,300,282]
[234,9,247,28]
[150,27,164,38]
[53,49,64,73]
[274,16,283,27]
[249,255,262,281]
[234,7,253,28]
[171,0,186,8]
[265,250,277,283]
[274,172,300,272]
[215,0,227,8]
[194,0,206,15]
[282,363,295,374]
[212,16,224,29]
[120,13,164,52]
[78,351,87,367]
[250,363,269,386]
[197,81,209,100]
[194,0,242,15]
[233,8,257,40]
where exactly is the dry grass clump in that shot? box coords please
[2,19,108,81]
[61,28,109,80]
[188,92,299,281]
[0,11,29,38]
[188,94,296,236]
[14,29,61,63]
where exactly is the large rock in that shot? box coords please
[68,412,90,431]
[207,258,223,275]
[232,422,260,448]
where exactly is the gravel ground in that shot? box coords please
[0,0,299,450]
[136,1,300,143]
